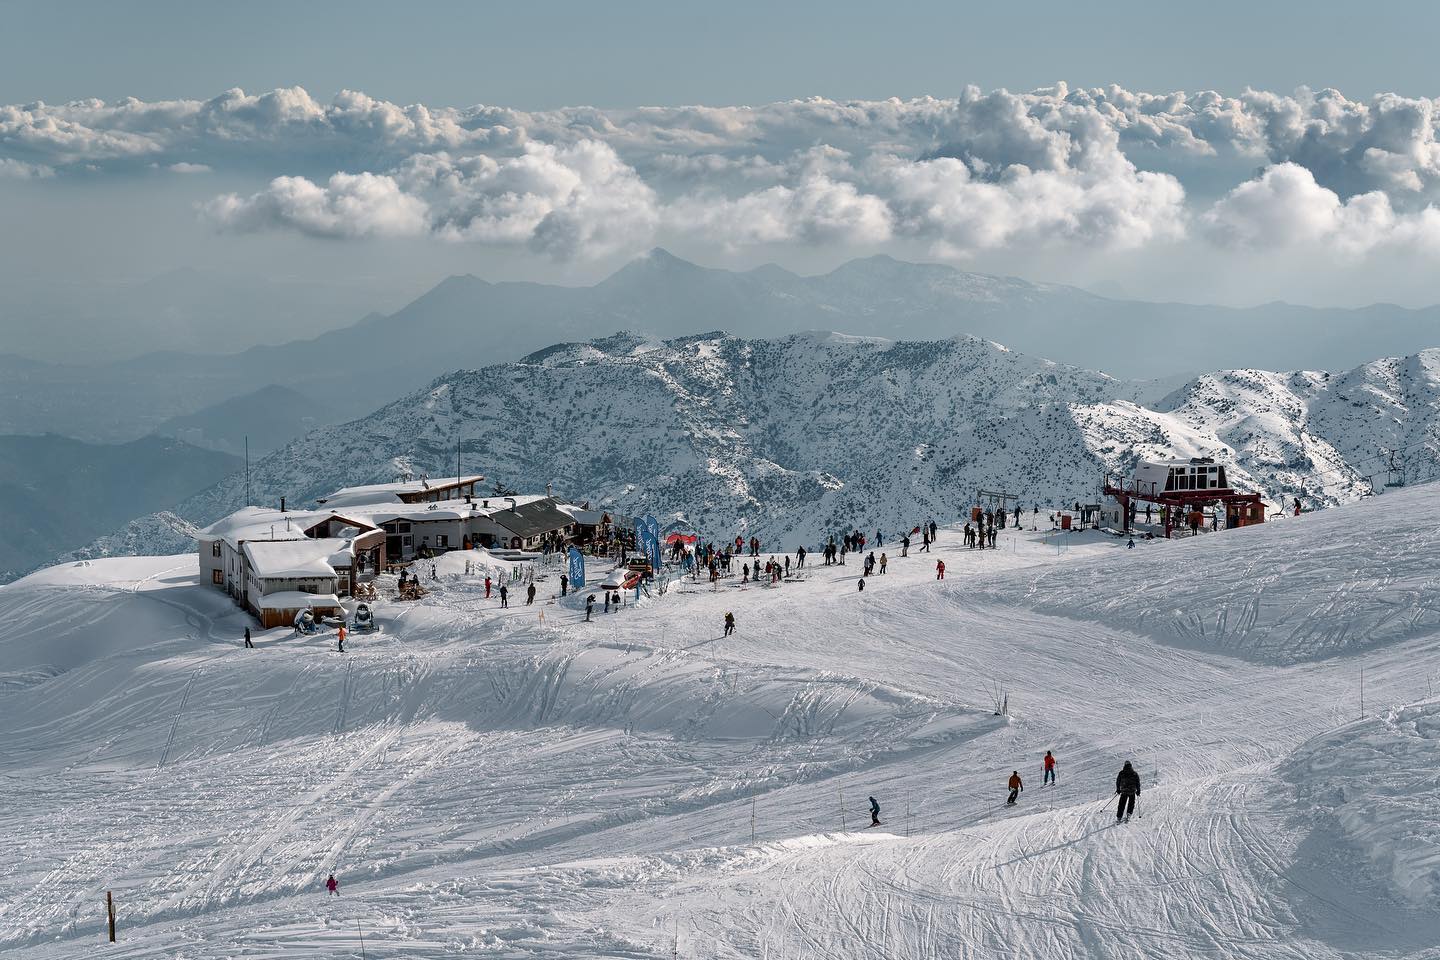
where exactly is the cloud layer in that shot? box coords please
[9,83,1440,261]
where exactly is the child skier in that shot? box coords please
[1006,771,1023,805]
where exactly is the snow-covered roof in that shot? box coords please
[558,504,606,525]
[256,591,342,611]
[242,539,349,579]
[200,506,331,548]
[318,475,486,508]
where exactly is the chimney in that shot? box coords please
[280,496,286,512]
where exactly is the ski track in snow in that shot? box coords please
[3,489,1440,957]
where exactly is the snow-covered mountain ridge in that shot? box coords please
[178,333,1440,543]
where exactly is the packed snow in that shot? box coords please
[2,487,1439,958]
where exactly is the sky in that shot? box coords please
[6,0,1440,359]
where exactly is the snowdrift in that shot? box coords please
[974,483,1440,663]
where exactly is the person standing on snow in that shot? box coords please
[935,559,945,580]
[499,584,509,608]
[724,612,735,636]
[869,796,882,827]
[879,552,887,574]
[336,624,347,653]
[929,520,938,541]
[585,594,595,621]
[1007,771,1023,806]
[1043,750,1056,786]
[243,627,254,649]
[857,577,866,592]
[1115,761,1141,822]
[485,575,492,598]
[526,583,536,606]
[901,534,910,558]
[325,873,339,896]
[560,574,568,597]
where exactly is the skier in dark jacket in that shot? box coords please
[1115,761,1141,822]
[723,612,735,636]
[1007,771,1023,805]
[526,583,536,605]
[499,584,509,608]
[869,796,881,827]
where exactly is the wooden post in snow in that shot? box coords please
[106,890,116,943]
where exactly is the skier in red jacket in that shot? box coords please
[325,873,339,896]
[1043,750,1056,786]
[935,559,946,580]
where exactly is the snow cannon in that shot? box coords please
[293,609,318,634]
[353,602,377,633]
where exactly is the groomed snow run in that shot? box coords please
[2,488,1440,958]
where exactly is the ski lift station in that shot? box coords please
[1103,457,1266,537]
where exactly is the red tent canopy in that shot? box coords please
[665,533,698,545]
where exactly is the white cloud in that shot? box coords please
[15,83,1440,262]
[203,172,429,239]
[1201,162,1440,254]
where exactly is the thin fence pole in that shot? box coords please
[106,890,116,943]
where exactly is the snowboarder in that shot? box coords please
[243,627,253,649]
[560,574,568,597]
[325,873,339,896]
[869,796,881,827]
[336,624,346,653]
[526,583,536,606]
[1115,761,1141,822]
[585,594,595,621]
[723,611,735,636]
[935,559,945,580]
[1007,771,1023,806]
[499,584,509,608]
[1043,750,1056,786]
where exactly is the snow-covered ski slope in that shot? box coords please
[3,488,1439,958]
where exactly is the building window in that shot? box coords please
[212,569,223,584]
[212,541,222,557]
[437,535,448,548]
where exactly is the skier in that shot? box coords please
[325,873,339,896]
[1007,771,1023,806]
[485,575,492,599]
[869,796,881,827]
[499,584,509,608]
[1115,760,1141,822]
[929,520,938,541]
[526,583,536,606]
[243,627,253,649]
[336,624,347,653]
[1043,750,1056,786]
[724,611,735,636]
[560,574,568,597]
[585,594,595,621]
[920,530,931,553]
[901,534,910,557]
[935,559,945,580]
[858,577,866,592]
[879,552,887,574]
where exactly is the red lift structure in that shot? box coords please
[1104,458,1267,538]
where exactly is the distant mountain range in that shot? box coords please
[176,332,1440,547]
[153,384,344,457]
[0,435,240,582]
[7,250,1440,447]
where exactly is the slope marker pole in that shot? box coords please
[106,890,116,943]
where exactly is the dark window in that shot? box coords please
[212,569,223,584]
[212,541,222,557]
